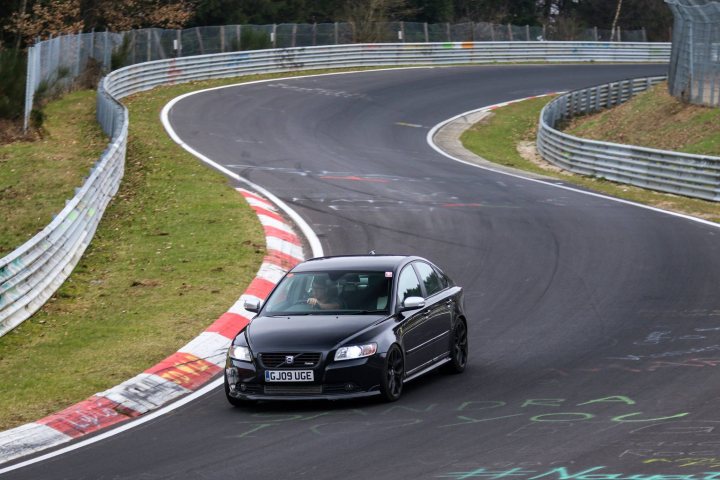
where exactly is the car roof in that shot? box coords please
[291,255,418,273]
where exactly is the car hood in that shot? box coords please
[246,314,387,351]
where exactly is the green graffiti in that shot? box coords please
[612,411,690,422]
[529,413,595,422]
[577,396,635,406]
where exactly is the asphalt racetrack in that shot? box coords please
[10,63,720,479]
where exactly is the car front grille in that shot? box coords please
[264,385,323,395]
[259,352,322,369]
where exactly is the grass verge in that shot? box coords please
[460,96,720,223]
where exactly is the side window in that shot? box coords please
[396,266,422,305]
[415,262,443,297]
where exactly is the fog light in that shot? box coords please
[226,367,239,385]
[240,383,247,392]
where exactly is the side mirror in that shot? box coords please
[244,299,262,313]
[400,296,425,312]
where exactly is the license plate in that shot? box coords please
[265,370,314,382]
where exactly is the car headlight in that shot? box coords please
[334,343,377,361]
[229,345,252,362]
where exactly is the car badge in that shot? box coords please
[286,355,294,365]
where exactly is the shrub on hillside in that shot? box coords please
[0,49,27,120]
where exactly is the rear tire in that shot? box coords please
[379,345,404,402]
[446,320,468,374]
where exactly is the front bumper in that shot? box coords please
[225,354,384,401]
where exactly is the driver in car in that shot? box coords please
[307,278,341,310]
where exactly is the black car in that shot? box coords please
[224,254,468,404]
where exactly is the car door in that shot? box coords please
[413,261,454,361]
[396,263,436,374]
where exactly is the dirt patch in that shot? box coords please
[516,140,565,173]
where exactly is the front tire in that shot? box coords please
[380,345,404,402]
[446,320,468,374]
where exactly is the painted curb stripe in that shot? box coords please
[263,225,301,244]
[244,277,276,300]
[0,424,72,460]
[206,312,252,339]
[98,373,191,415]
[250,205,285,223]
[37,396,139,439]
[145,352,222,391]
[256,214,296,234]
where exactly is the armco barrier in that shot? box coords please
[537,76,720,201]
[0,41,671,337]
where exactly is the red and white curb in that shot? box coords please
[0,188,305,465]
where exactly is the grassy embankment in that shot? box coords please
[460,82,720,222]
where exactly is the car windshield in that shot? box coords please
[263,271,393,316]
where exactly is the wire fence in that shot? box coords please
[23,21,652,130]
[666,0,720,106]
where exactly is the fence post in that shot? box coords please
[272,24,277,48]
[542,24,546,41]
[312,23,317,46]
[221,25,225,52]
[196,27,204,54]
[177,29,182,57]
[618,26,622,41]
[593,26,598,41]
[471,22,475,41]
[424,22,429,42]
[236,25,241,50]
[23,45,35,132]
[104,29,109,70]
[446,22,451,42]
[526,25,530,41]
[75,32,82,77]
[507,24,513,41]
[292,23,297,47]
[89,28,95,61]
[334,22,339,44]
[131,30,136,64]
[641,27,647,42]
[147,29,152,61]
[491,24,496,41]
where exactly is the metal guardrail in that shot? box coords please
[537,76,720,201]
[1,42,672,337]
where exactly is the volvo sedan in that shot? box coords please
[224,254,468,404]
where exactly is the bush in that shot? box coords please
[231,28,272,51]
[0,49,27,120]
